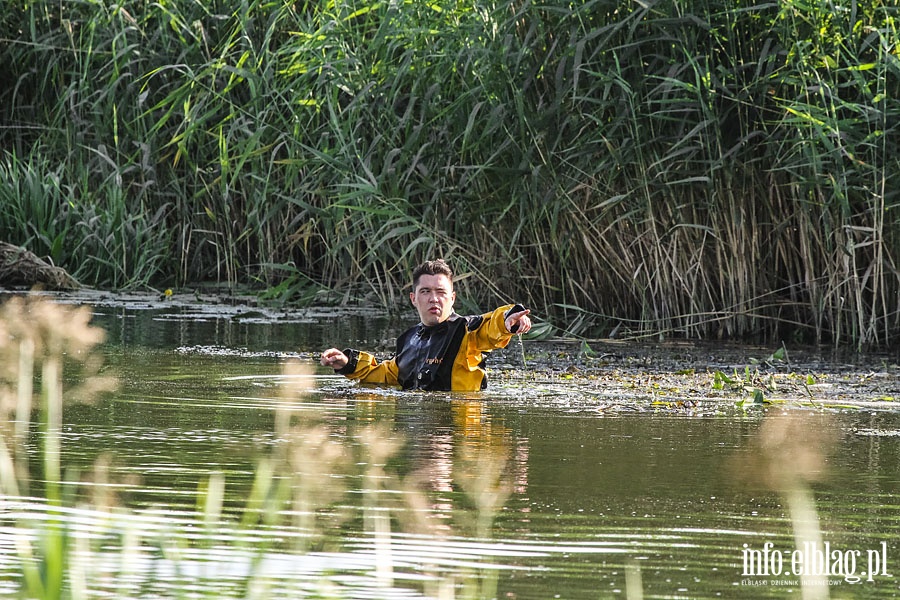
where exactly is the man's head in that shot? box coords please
[410,259,456,327]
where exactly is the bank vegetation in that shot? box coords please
[1,0,898,348]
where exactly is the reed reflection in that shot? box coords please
[733,410,839,599]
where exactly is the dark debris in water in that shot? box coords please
[9,288,385,322]
[175,345,303,359]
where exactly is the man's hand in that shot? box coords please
[505,309,532,334]
[320,348,349,369]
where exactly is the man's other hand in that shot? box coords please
[320,348,349,369]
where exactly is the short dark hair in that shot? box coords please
[412,259,453,290]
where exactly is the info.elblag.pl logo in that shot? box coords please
[741,541,891,584]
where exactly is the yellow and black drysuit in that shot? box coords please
[334,304,525,392]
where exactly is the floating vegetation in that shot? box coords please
[1,295,615,598]
[2,294,899,598]
[488,339,900,414]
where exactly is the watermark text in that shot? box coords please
[741,541,891,584]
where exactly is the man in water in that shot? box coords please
[320,259,532,391]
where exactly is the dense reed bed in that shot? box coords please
[1,0,898,348]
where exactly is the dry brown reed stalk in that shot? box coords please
[264,359,352,552]
[0,294,119,598]
[733,411,839,600]
[0,296,116,495]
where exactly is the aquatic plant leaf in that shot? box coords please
[752,388,766,404]
[712,370,736,391]
[523,321,554,341]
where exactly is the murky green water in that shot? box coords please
[2,298,900,598]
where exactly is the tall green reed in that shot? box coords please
[0,153,172,288]
[0,0,897,347]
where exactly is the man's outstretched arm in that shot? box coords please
[321,347,400,386]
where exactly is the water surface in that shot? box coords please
[1,295,899,598]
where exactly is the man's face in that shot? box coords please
[410,273,456,327]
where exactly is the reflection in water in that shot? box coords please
[39,360,900,599]
[352,394,528,541]
[450,401,515,539]
[3,296,900,598]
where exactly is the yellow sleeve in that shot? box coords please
[341,350,400,386]
[469,304,518,352]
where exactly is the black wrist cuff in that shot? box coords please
[337,348,359,375]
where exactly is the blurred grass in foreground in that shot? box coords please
[0,295,514,598]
